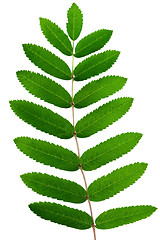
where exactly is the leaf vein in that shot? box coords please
[43,21,71,54]
[28,47,71,78]
[75,52,118,78]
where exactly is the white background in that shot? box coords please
[1,0,160,239]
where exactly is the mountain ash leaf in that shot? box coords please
[29,202,93,229]
[75,29,113,58]
[95,205,157,229]
[67,3,83,40]
[10,100,73,139]
[75,97,133,138]
[14,137,79,171]
[74,50,120,81]
[17,71,72,108]
[74,76,127,108]
[88,162,147,201]
[40,18,73,56]
[21,172,86,203]
[80,132,142,171]
[22,44,71,80]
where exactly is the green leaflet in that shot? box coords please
[22,44,71,80]
[10,100,73,139]
[17,71,72,108]
[14,137,79,171]
[29,202,93,230]
[75,98,133,138]
[74,50,120,81]
[67,3,83,40]
[75,29,113,58]
[80,132,142,171]
[21,172,86,203]
[40,18,73,56]
[95,205,157,229]
[88,162,147,201]
[74,76,127,108]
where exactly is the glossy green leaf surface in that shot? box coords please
[21,172,86,203]
[40,18,73,56]
[74,50,120,81]
[14,137,79,171]
[67,3,83,40]
[75,98,133,138]
[88,162,147,201]
[23,44,71,80]
[29,202,93,229]
[10,100,73,139]
[95,205,157,229]
[17,71,72,108]
[74,76,127,108]
[80,132,142,171]
[75,29,113,58]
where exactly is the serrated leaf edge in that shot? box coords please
[74,75,127,108]
[67,3,83,41]
[95,205,157,229]
[22,44,71,80]
[21,172,86,203]
[76,97,133,138]
[81,132,142,170]
[16,70,72,108]
[29,201,93,229]
[14,136,79,170]
[88,162,148,201]
[75,29,113,58]
[10,100,73,138]
[39,18,72,56]
[74,50,120,81]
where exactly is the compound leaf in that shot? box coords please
[74,50,120,81]
[80,132,142,171]
[14,137,79,171]
[95,205,157,229]
[75,97,133,138]
[40,18,73,56]
[74,76,127,108]
[21,172,86,204]
[75,29,113,58]
[88,162,147,201]
[17,71,72,108]
[67,3,83,40]
[10,100,73,139]
[22,44,71,80]
[29,202,93,229]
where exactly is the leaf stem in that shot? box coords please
[71,41,96,240]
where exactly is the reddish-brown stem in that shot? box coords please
[79,165,96,240]
[71,43,96,240]
[73,124,96,240]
